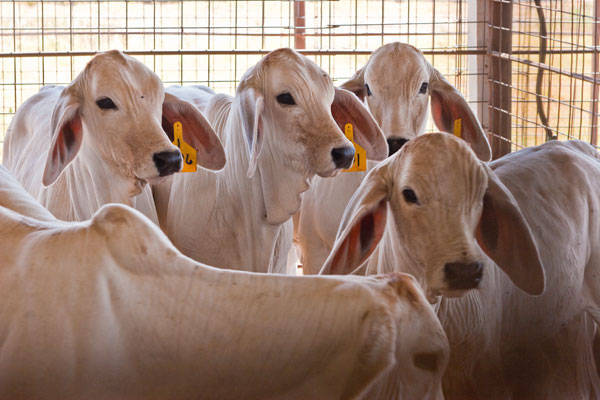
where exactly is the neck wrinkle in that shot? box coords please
[41,145,134,221]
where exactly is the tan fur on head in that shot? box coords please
[236,47,386,180]
[42,50,224,190]
[341,42,491,161]
[323,133,544,298]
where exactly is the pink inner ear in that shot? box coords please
[162,101,226,171]
[430,94,454,133]
[329,200,387,275]
[43,113,83,186]
[430,89,491,161]
[331,88,387,161]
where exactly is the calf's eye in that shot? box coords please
[276,92,296,105]
[402,188,419,204]
[96,97,118,110]
[365,83,372,97]
[419,82,429,94]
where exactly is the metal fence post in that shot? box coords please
[488,0,513,158]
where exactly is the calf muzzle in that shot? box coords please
[444,261,483,290]
[153,150,183,176]
[331,146,355,169]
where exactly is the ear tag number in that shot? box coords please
[453,118,462,139]
[343,123,367,172]
[172,121,197,173]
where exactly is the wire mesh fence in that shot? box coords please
[488,0,599,154]
[0,0,597,160]
[0,0,474,161]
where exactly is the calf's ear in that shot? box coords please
[320,161,390,275]
[340,66,367,102]
[331,88,388,161]
[162,92,226,171]
[429,66,492,162]
[42,84,83,186]
[475,168,545,295]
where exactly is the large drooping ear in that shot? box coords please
[237,87,264,178]
[429,66,492,162]
[331,88,388,161]
[475,168,545,295]
[320,161,390,275]
[340,66,366,102]
[162,92,226,171]
[42,84,83,187]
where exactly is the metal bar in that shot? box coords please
[488,0,513,158]
[592,0,600,146]
[468,0,488,129]
[1,40,592,54]
[294,0,306,49]
[490,50,597,84]
[0,49,491,58]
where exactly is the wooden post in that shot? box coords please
[488,0,513,158]
[294,1,306,50]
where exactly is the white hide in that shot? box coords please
[3,50,225,223]
[321,134,600,399]
[296,42,491,275]
[0,165,448,400]
[155,48,387,273]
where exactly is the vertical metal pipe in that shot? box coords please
[591,0,600,145]
[180,0,183,85]
[41,1,44,85]
[294,0,305,49]
[468,0,488,130]
[488,0,513,158]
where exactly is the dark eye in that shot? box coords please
[402,188,419,204]
[276,92,295,105]
[365,83,372,97]
[96,97,118,110]
[419,82,429,94]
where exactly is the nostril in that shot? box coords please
[444,261,484,290]
[413,351,440,372]
[387,138,410,156]
[153,150,182,176]
[331,146,355,169]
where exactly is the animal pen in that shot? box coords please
[0,0,598,161]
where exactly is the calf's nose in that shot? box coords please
[331,146,355,169]
[153,150,182,176]
[387,137,410,156]
[444,261,483,290]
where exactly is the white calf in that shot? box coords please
[322,134,600,398]
[297,42,491,275]
[155,48,388,273]
[0,166,448,400]
[3,50,225,222]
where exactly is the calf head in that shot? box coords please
[42,50,225,193]
[342,42,491,160]
[321,133,545,299]
[236,48,387,180]
[368,273,449,400]
[235,48,388,224]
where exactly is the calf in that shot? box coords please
[322,134,600,398]
[296,42,491,275]
[0,165,448,400]
[154,48,388,273]
[3,50,225,222]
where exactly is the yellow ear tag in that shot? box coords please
[342,123,367,172]
[172,121,197,173]
[453,118,462,139]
